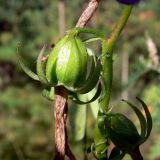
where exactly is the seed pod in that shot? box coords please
[46,34,88,90]
[106,113,141,152]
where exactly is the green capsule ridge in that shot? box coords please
[46,34,88,91]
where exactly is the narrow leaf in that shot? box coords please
[36,45,50,85]
[71,83,101,105]
[136,97,152,141]
[109,147,125,160]
[42,87,54,101]
[18,54,39,81]
[122,99,147,138]
[83,37,102,43]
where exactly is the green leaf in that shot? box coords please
[136,97,152,141]
[42,87,54,101]
[109,147,125,160]
[18,53,39,81]
[122,99,147,138]
[83,37,102,43]
[71,83,101,104]
[36,45,50,86]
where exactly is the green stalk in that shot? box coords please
[94,5,133,159]
[69,27,105,38]
[100,39,113,113]
[106,5,133,54]
[100,5,133,112]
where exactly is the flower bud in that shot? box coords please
[46,34,88,90]
[117,0,141,5]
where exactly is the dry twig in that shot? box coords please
[76,0,101,28]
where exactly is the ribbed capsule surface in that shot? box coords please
[46,35,88,90]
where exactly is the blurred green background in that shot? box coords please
[0,0,160,159]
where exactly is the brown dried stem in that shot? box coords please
[76,0,101,28]
[53,86,76,160]
[53,0,101,159]
[54,86,67,160]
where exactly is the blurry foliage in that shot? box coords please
[143,84,160,126]
[143,84,160,159]
[0,85,53,159]
[0,0,160,159]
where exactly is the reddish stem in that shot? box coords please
[53,86,76,160]
[54,86,68,160]
[129,147,143,160]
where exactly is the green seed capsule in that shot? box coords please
[46,34,88,90]
[106,113,140,151]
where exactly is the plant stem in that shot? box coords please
[76,0,101,28]
[107,5,133,52]
[100,5,133,114]
[75,27,105,38]
[54,86,68,160]
[54,86,76,160]
[97,5,133,113]
[94,5,133,159]
[99,39,113,113]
